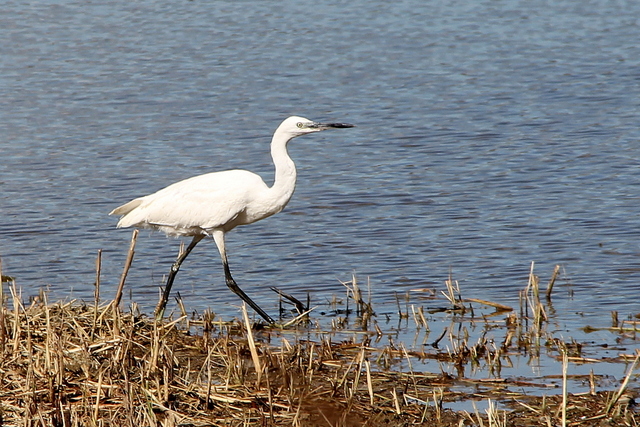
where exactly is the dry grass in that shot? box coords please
[0,286,456,426]
[0,259,638,426]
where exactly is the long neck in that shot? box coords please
[269,129,297,208]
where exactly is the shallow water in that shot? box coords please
[2,0,640,394]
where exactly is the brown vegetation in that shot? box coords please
[0,259,638,426]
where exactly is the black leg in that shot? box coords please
[270,287,307,315]
[222,260,275,324]
[155,235,204,320]
[212,230,275,325]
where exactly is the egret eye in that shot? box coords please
[296,122,304,128]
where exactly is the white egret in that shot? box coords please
[109,116,354,323]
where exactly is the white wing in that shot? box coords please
[110,170,270,236]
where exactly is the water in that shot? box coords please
[2,0,640,396]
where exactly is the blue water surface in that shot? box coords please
[1,1,639,378]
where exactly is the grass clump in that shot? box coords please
[0,257,638,426]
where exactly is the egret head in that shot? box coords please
[278,116,355,138]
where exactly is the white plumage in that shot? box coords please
[110,116,354,323]
[112,170,280,236]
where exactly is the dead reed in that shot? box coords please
[0,256,638,426]
[0,285,465,425]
